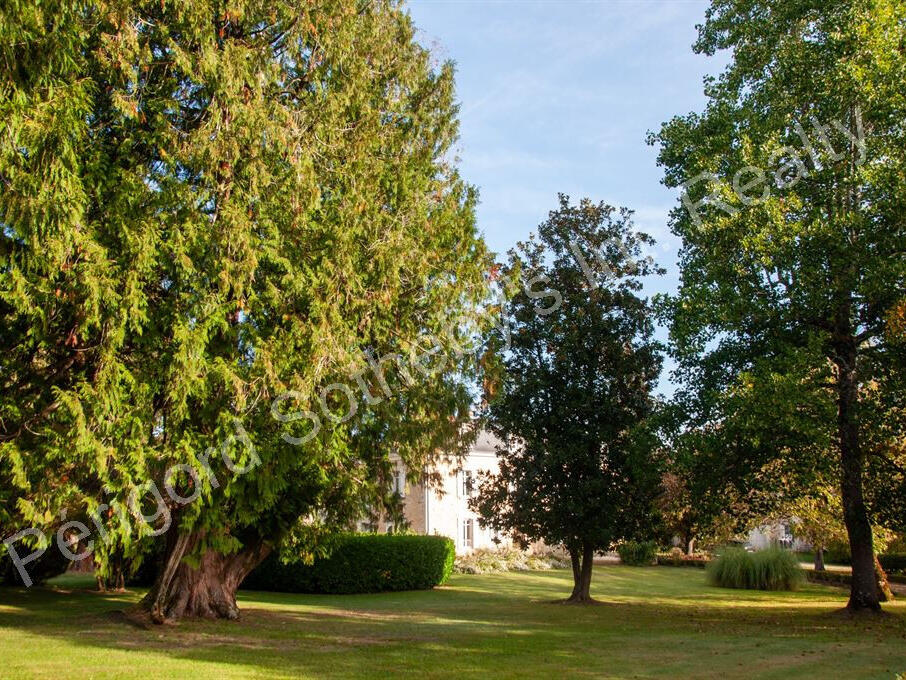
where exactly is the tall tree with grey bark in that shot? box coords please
[649,0,906,612]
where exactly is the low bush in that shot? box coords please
[879,553,906,573]
[655,548,709,568]
[822,538,852,565]
[617,541,657,566]
[242,534,454,594]
[707,547,803,591]
[453,546,570,574]
[806,570,850,587]
[886,534,906,553]
[807,569,906,587]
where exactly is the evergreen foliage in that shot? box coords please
[0,0,489,618]
[617,541,657,566]
[474,195,664,602]
[241,534,455,594]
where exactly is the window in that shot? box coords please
[779,522,793,548]
[392,468,406,498]
[458,470,474,498]
[461,518,474,549]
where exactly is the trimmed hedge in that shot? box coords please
[807,570,906,587]
[879,553,906,573]
[807,570,852,588]
[806,570,850,587]
[707,547,803,591]
[242,534,455,594]
[655,552,709,568]
[617,541,657,566]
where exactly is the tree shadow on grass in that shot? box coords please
[1,568,905,679]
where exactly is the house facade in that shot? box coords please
[372,430,509,554]
[745,519,810,552]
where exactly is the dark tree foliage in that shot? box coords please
[474,196,664,603]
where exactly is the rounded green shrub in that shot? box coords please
[707,547,803,591]
[242,534,455,594]
[617,540,657,566]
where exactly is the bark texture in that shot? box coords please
[143,531,271,623]
[874,554,894,603]
[96,570,125,592]
[813,547,825,572]
[835,346,880,612]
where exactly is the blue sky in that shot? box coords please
[407,0,728,394]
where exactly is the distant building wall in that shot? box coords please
[746,519,810,552]
[374,430,511,554]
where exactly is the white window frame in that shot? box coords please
[461,517,474,549]
[458,470,473,498]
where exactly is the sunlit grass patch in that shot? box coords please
[0,566,903,679]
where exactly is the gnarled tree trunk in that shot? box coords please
[566,542,595,603]
[143,531,271,623]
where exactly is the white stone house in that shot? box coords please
[366,430,509,553]
[745,519,810,552]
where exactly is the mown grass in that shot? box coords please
[1,566,905,679]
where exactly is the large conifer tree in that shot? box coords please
[1,0,489,619]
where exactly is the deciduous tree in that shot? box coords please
[650,0,906,612]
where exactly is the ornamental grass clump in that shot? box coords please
[707,547,803,591]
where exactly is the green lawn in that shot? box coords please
[2,567,905,679]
